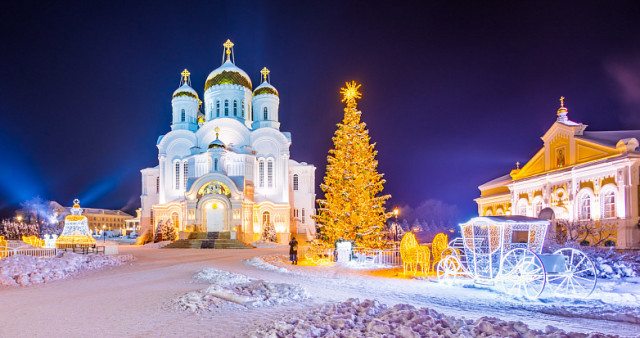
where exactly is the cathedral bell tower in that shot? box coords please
[251,67,280,130]
[171,69,200,132]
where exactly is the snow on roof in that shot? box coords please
[579,130,640,148]
[462,216,549,225]
[478,174,511,190]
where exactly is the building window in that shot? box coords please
[214,158,218,171]
[175,162,180,190]
[262,211,270,226]
[156,177,159,193]
[578,194,591,220]
[259,160,265,188]
[224,100,229,116]
[241,101,245,117]
[263,107,268,120]
[293,174,299,191]
[183,162,188,190]
[534,201,542,217]
[301,208,305,224]
[181,109,185,122]
[216,100,220,117]
[267,160,273,188]
[602,191,616,219]
[233,100,238,116]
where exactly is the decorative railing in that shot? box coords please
[352,248,403,266]
[0,245,57,259]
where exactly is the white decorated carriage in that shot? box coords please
[436,216,597,299]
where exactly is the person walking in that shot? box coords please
[289,237,298,265]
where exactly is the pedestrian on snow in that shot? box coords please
[289,237,298,265]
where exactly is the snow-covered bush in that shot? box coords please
[546,242,639,279]
[0,220,39,240]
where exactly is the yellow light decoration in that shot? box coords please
[400,232,430,276]
[0,236,7,259]
[431,233,448,270]
[22,235,45,248]
[340,81,362,107]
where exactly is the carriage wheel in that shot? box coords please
[499,248,546,299]
[436,255,463,284]
[547,248,597,298]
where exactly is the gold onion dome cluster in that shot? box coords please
[205,59,253,91]
[172,83,199,100]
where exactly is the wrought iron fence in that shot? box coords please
[0,245,57,259]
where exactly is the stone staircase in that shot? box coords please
[163,232,252,249]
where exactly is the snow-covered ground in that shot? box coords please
[250,240,288,249]
[249,298,617,337]
[0,252,133,287]
[0,246,638,337]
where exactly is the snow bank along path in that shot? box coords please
[0,252,133,287]
[250,298,618,337]
[0,246,637,337]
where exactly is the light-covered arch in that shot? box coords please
[532,195,544,218]
[185,173,242,201]
[516,198,529,216]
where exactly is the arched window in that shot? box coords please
[183,161,188,189]
[258,160,265,188]
[484,209,493,216]
[181,109,185,122]
[601,191,616,219]
[241,101,245,117]
[517,199,527,216]
[214,158,218,171]
[293,174,299,191]
[263,107,268,120]
[224,100,229,116]
[262,211,270,225]
[267,160,273,188]
[496,208,504,216]
[301,208,305,224]
[233,100,238,116]
[216,100,220,117]
[175,162,180,190]
[578,194,591,220]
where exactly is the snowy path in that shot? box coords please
[0,247,637,337]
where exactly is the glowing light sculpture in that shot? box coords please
[400,232,430,275]
[56,199,96,248]
[436,216,597,299]
[0,236,7,259]
[431,233,448,270]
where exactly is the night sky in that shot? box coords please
[1,1,639,221]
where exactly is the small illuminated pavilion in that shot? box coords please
[475,98,640,249]
[140,39,316,244]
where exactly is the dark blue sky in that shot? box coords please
[1,1,639,220]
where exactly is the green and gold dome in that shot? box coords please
[253,67,278,97]
[172,83,199,100]
[205,59,253,92]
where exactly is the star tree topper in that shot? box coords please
[340,81,362,109]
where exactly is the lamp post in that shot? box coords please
[102,225,106,243]
[393,208,399,242]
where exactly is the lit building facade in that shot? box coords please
[139,40,316,243]
[475,99,640,249]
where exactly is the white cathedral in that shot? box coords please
[140,40,316,244]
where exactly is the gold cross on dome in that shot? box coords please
[181,69,190,83]
[516,161,520,169]
[560,96,565,108]
[223,39,234,60]
[260,67,270,83]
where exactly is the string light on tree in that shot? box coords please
[313,81,391,249]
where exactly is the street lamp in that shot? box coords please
[393,208,400,242]
[102,225,106,243]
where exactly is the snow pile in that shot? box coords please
[193,267,253,285]
[251,240,287,248]
[142,240,171,248]
[176,268,309,313]
[0,252,134,287]
[245,257,290,273]
[249,298,615,337]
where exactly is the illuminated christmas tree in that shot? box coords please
[314,81,391,248]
